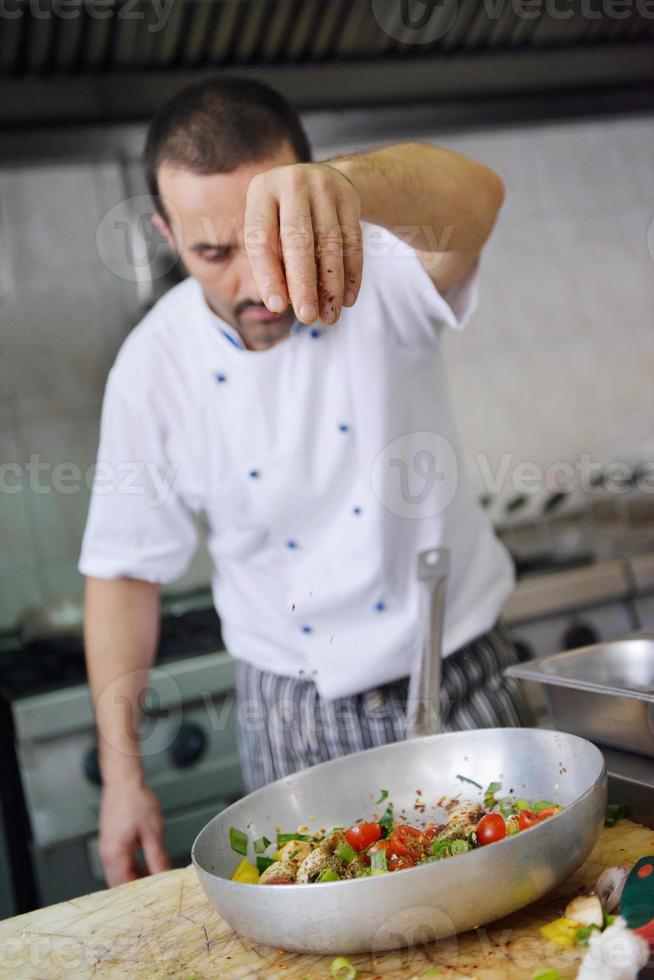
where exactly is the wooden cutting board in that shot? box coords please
[1,820,652,980]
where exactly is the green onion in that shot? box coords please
[331,957,357,979]
[506,816,520,836]
[370,848,388,875]
[604,803,625,827]
[336,842,357,864]
[276,832,320,845]
[229,827,248,856]
[484,781,502,808]
[379,804,394,837]
[317,868,341,883]
[532,800,558,813]
[575,924,600,947]
[253,835,271,854]
[531,970,561,980]
[431,840,452,859]
[450,839,470,854]
[374,789,389,804]
[256,856,274,874]
[455,774,483,790]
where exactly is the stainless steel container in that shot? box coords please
[506,638,654,757]
[192,728,606,954]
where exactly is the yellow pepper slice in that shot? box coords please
[231,859,260,884]
[540,917,581,947]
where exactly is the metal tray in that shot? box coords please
[506,639,654,758]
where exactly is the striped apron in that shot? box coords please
[234,620,532,794]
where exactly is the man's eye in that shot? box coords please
[204,248,232,264]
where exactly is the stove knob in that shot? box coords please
[562,622,599,651]
[168,722,207,769]
[84,745,102,786]
[513,639,534,663]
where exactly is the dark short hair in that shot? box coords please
[144,76,312,220]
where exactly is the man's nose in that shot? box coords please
[234,251,262,304]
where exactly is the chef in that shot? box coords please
[79,77,530,887]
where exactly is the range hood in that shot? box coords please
[2,0,654,125]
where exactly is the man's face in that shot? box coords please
[154,143,298,351]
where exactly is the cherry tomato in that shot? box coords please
[517,809,540,831]
[422,825,442,841]
[535,806,559,821]
[476,812,507,845]
[389,854,416,871]
[345,822,382,852]
[389,824,423,858]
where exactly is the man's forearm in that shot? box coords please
[84,576,160,785]
[329,141,504,254]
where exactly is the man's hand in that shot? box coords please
[98,775,171,887]
[244,162,363,325]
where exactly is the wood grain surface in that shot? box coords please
[1,820,652,979]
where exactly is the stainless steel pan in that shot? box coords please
[192,728,607,954]
[506,637,654,757]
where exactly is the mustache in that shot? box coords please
[235,299,270,318]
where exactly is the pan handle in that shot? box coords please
[406,547,450,739]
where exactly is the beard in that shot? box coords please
[233,301,295,350]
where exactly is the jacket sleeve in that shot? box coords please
[78,369,198,584]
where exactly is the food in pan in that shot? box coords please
[229,780,564,885]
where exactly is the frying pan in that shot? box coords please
[192,727,607,953]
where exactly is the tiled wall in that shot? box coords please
[1,112,652,628]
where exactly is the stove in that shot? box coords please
[0,590,244,914]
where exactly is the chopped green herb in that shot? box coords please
[455,774,483,790]
[532,970,561,980]
[229,827,248,856]
[484,781,502,808]
[317,868,341,883]
[336,841,357,864]
[276,832,320,845]
[256,856,274,874]
[575,923,600,947]
[379,804,394,837]
[253,835,271,854]
[331,955,357,979]
[604,803,626,827]
[374,789,389,804]
[370,847,388,875]
[515,798,530,810]
[498,798,518,818]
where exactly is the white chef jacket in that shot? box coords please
[79,223,514,700]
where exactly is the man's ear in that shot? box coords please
[152,212,177,252]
